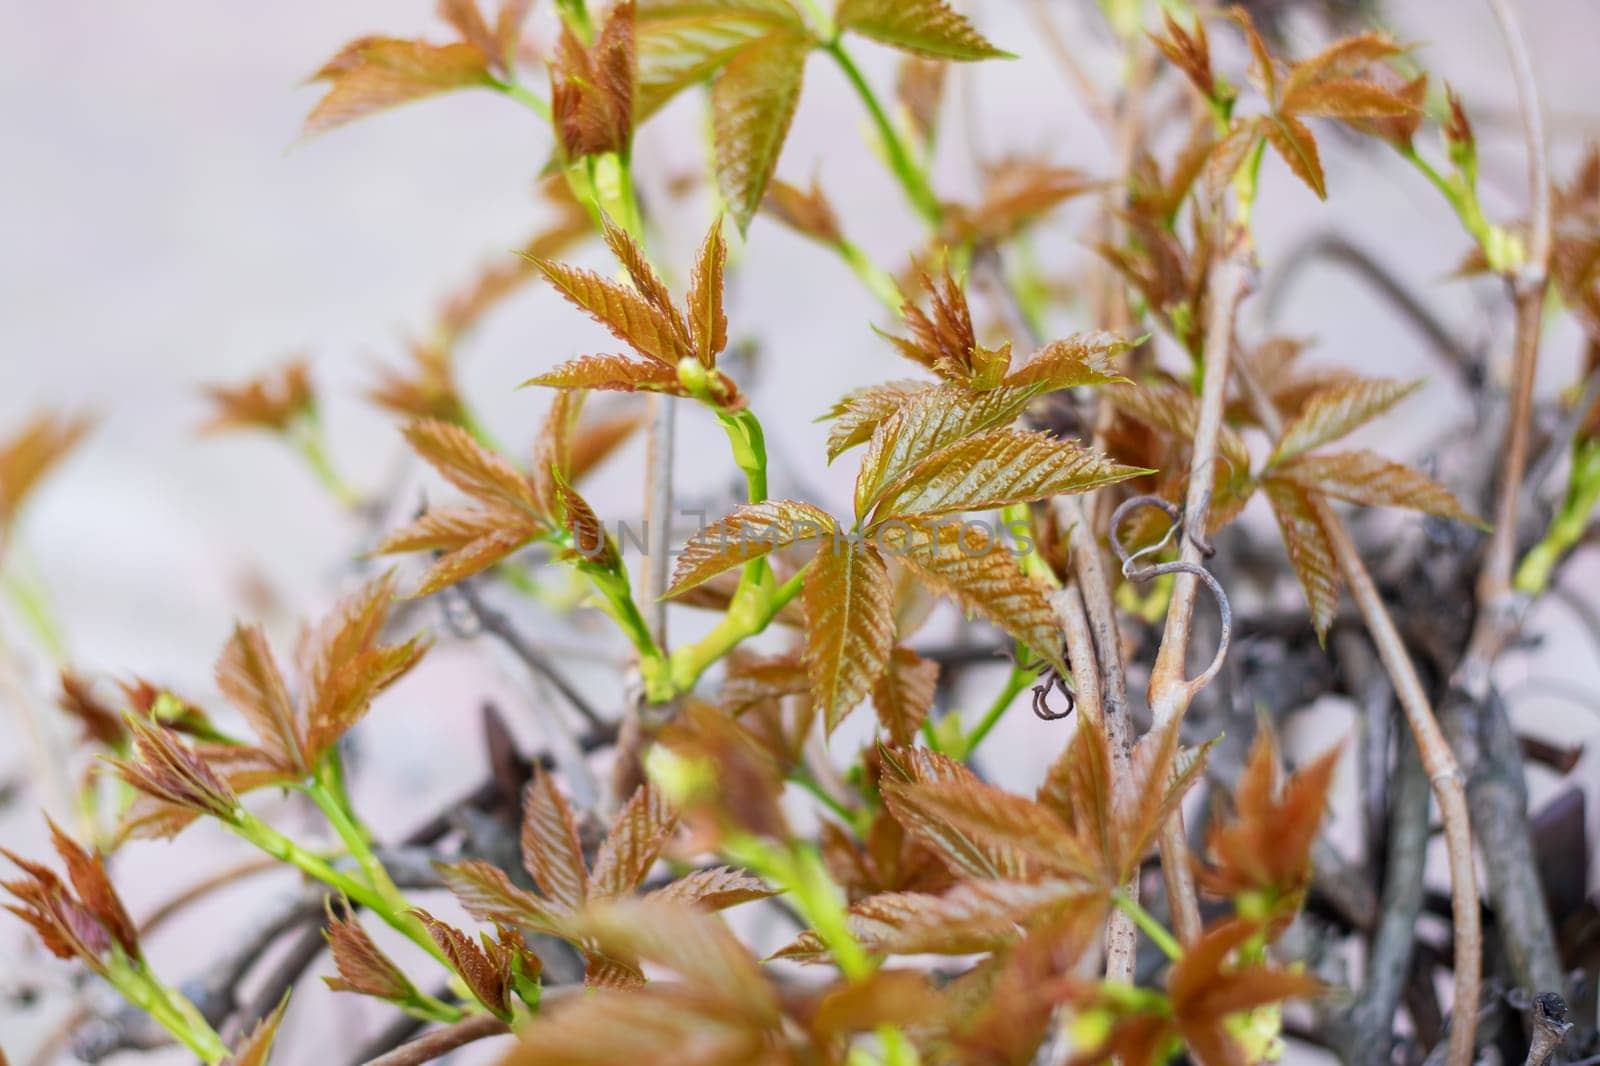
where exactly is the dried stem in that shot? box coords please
[1053,495,1139,983]
[1237,361,1481,1065]
[641,394,676,646]
[1475,0,1551,620]
[136,857,280,936]
[453,580,612,735]
[1148,250,1248,723]
[1524,994,1572,1066]
[361,1013,511,1066]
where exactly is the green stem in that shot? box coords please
[791,766,869,835]
[961,662,1033,757]
[1396,144,1513,269]
[230,809,451,970]
[667,566,806,694]
[107,954,229,1064]
[1515,436,1600,594]
[1113,889,1182,961]
[493,79,552,122]
[837,238,904,311]
[290,419,362,509]
[1001,502,1059,588]
[825,41,942,226]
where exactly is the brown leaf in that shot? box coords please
[533,253,695,368]
[45,818,138,959]
[404,419,539,514]
[882,774,1067,881]
[1169,918,1323,1060]
[1226,8,1278,103]
[713,28,810,231]
[590,783,678,900]
[1199,733,1341,913]
[1001,332,1131,390]
[324,901,417,1002]
[305,39,492,135]
[438,0,499,69]
[550,2,636,158]
[869,427,1144,521]
[495,0,536,65]
[199,361,313,436]
[224,994,290,1066]
[658,699,789,841]
[1105,380,1251,483]
[896,57,946,148]
[111,717,239,830]
[665,499,836,595]
[523,771,589,911]
[523,352,684,394]
[802,538,896,732]
[300,572,428,758]
[0,411,93,536]
[762,176,843,245]
[871,647,938,746]
[567,406,647,484]
[434,859,558,930]
[1281,31,1406,105]
[57,670,125,750]
[634,1,800,120]
[368,342,467,426]
[719,652,812,715]
[1285,78,1419,121]
[412,909,513,1019]
[380,510,540,597]
[556,475,620,570]
[956,160,1102,244]
[568,899,776,1020]
[1273,449,1481,525]
[821,380,929,462]
[499,980,772,1064]
[879,518,1063,671]
[1263,477,1342,641]
[1268,378,1422,465]
[836,0,1008,61]
[887,269,976,379]
[600,215,689,345]
[646,866,774,910]
[853,383,1042,518]
[1151,11,1215,100]
[687,217,730,366]
[1263,113,1325,198]
[215,624,303,775]
[811,967,945,1036]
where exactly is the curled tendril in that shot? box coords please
[1015,646,1076,721]
[1109,493,1234,697]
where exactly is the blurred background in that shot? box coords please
[2,0,1598,1061]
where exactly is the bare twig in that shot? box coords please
[1148,251,1248,724]
[1236,359,1482,1066]
[641,394,676,646]
[452,580,611,734]
[1023,0,1115,134]
[1053,495,1140,983]
[136,857,280,936]
[361,1013,511,1066]
[1262,231,1478,385]
[1332,729,1430,1064]
[1475,0,1551,624]
[1525,994,1572,1066]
